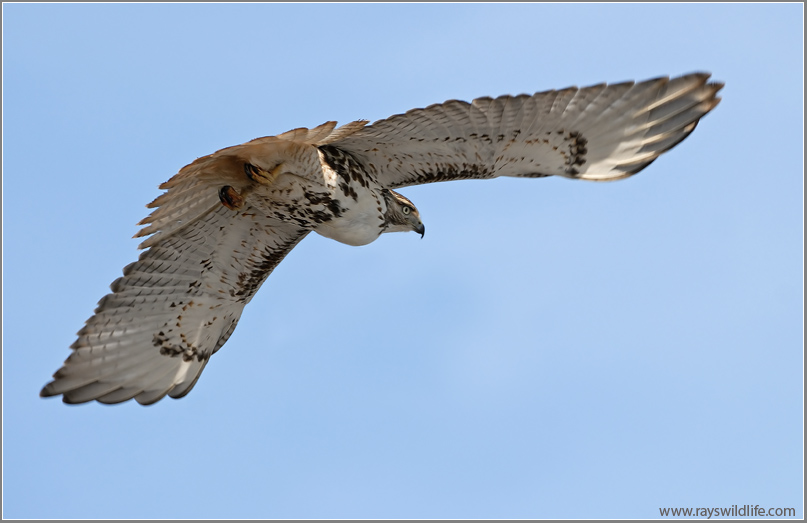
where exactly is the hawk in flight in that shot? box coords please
[41,73,723,405]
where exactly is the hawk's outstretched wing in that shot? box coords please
[41,122,373,404]
[329,73,722,188]
[41,204,308,405]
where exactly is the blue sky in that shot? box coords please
[3,3,803,519]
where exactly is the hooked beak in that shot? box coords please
[414,223,425,239]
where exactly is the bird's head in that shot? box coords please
[382,189,425,238]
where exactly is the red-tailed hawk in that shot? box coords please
[41,73,723,405]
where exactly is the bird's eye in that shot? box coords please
[402,206,411,215]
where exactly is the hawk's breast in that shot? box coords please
[313,145,387,246]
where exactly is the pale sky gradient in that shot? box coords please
[3,3,803,519]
